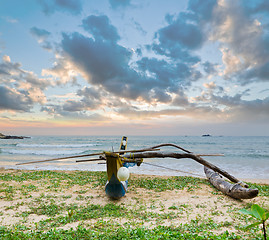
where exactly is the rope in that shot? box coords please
[143,162,204,177]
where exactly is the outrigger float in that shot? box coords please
[17,137,259,200]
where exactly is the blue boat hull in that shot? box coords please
[105,173,127,199]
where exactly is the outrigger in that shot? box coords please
[16,136,259,200]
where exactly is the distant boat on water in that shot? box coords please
[202,134,211,137]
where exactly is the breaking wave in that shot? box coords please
[16,143,101,148]
[2,149,90,156]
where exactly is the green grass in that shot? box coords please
[129,175,209,192]
[1,170,268,195]
[0,170,107,187]
[0,170,268,239]
[0,223,264,239]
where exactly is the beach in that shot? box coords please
[0,169,268,239]
[2,0,269,239]
[1,136,269,238]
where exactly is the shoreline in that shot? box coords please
[1,167,269,184]
[242,178,269,184]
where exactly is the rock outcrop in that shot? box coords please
[0,133,30,139]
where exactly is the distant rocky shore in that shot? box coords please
[0,133,30,139]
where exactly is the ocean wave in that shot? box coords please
[2,149,88,156]
[0,143,17,147]
[246,153,269,159]
[16,143,101,148]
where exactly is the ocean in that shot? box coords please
[0,136,268,179]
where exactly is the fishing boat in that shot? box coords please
[16,136,259,200]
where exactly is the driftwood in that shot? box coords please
[204,167,259,199]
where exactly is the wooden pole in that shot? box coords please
[76,158,105,163]
[16,153,105,165]
[16,148,160,165]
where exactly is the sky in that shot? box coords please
[0,0,269,136]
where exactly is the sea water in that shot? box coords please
[0,136,268,179]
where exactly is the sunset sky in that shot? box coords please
[0,0,269,136]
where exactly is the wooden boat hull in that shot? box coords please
[204,166,259,199]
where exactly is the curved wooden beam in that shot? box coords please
[149,143,192,153]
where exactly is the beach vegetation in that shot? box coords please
[240,204,269,240]
[129,175,209,192]
[0,170,268,239]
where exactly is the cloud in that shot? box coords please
[38,0,82,15]
[2,55,11,63]
[146,0,269,87]
[210,0,269,84]
[115,88,269,124]
[202,61,218,75]
[187,0,218,21]
[233,97,269,122]
[61,86,103,112]
[131,19,147,36]
[0,56,49,112]
[51,14,206,106]
[116,104,224,121]
[1,16,18,23]
[39,85,107,119]
[41,54,79,85]
[61,32,131,85]
[190,85,269,123]
[109,0,131,9]
[0,56,50,89]
[77,87,103,108]
[30,27,51,42]
[241,0,269,14]
[137,57,200,88]
[0,86,33,111]
[203,81,217,90]
[82,15,120,42]
[151,20,202,63]
[41,104,109,121]
[211,95,269,123]
[40,4,269,125]
[159,15,204,50]
[171,90,190,107]
[62,100,86,112]
[60,30,202,104]
[150,0,217,64]
[30,27,52,50]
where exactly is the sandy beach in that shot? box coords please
[0,169,268,238]
[242,178,269,184]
